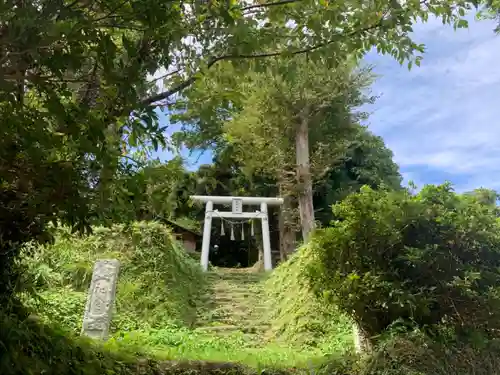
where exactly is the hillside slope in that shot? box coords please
[264,247,354,352]
[17,225,353,371]
[19,222,206,334]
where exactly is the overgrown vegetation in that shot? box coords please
[103,326,332,370]
[361,332,500,375]
[264,248,354,352]
[306,183,500,346]
[0,0,475,304]
[1,1,498,374]
[12,223,350,371]
[19,222,205,334]
[5,308,500,375]
[0,311,271,375]
[7,184,500,374]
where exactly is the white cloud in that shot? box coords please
[364,15,500,192]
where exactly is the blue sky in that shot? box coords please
[154,14,500,192]
[365,14,500,192]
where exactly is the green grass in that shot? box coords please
[0,311,271,375]
[264,246,354,352]
[19,222,206,333]
[18,227,353,371]
[10,226,500,375]
[104,326,330,370]
[99,265,346,371]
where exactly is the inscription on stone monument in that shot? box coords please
[81,259,120,340]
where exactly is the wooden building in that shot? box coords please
[164,218,202,253]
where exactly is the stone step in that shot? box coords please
[212,289,259,295]
[215,280,262,285]
[211,277,263,283]
[201,315,269,325]
[241,326,271,334]
[216,308,262,316]
[197,270,269,337]
[197,309,268,319]
[211,286,255,291]
[211,291,254,298]
[211,298,258,305]
[211,298,259,306]
[195,321,271,330]
[208,290,259,295]
[196,315,267,323]
[195,325,240,332]
[217,285,259,290]
[212,306,267,312]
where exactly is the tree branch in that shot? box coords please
[142,20,385,105]
[148,68,182,85]
[241,0,303,12]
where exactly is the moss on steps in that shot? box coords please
[196,268,271,338]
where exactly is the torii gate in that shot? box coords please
[190,195,284,271]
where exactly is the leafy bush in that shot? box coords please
[19,221,206,334]
[23,289,87,333]
[306,183,500,342]
[361,331,500,375]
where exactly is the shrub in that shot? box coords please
[362,331,500,375]
[306,183,500,342]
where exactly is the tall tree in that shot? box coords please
[224,57,375,242]
[0,0,176,301]
[314,130,402,226]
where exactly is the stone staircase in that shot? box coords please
[195,268,270,340]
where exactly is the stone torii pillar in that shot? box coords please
[190,195,284,271]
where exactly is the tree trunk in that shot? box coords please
[295,107,315,242]
[279,193,296,261]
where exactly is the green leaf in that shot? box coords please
[457,19,469,28]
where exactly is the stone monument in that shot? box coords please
[81,259,120,340]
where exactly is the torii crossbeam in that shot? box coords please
[190,195,284,271]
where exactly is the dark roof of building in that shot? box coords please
[162,217,202,237]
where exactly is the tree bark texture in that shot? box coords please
[278,193,296,261]
[295,107,315,242]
